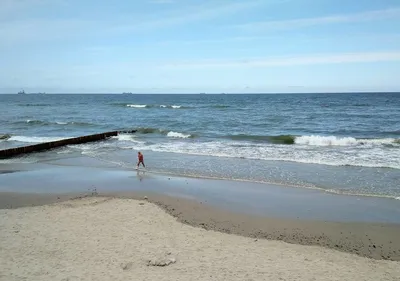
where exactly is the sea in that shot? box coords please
[1,93,399,198]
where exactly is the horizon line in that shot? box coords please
[1,91,400,95]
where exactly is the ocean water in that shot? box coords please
[1,93,400,198]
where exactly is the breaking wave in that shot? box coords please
[124,104,187,109]
[25,119,44,124]
[114,134,145,144]
[120,131,398,147]
[14,120,96,127]
[0,134,11,140]
[159,105,183,109]
[126,104,148,108]
[8,136,65,143]
[225,134,399,146]
[120,127,194,138]
[116,103,232,109]
[125,138,400,169]
[294,135,399,146]
[167,131,191,138]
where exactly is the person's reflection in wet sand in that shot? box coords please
[136,170,146,181]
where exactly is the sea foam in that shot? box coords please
[127,104,147,108]
[167,131,191,138]
[295,135,397,146]
[9,136,65,143]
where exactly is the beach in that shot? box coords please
[1,196,400,281]
[2,0,400,276]
[1,93,400,280]
[1,162,400,263]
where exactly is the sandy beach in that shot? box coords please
[1,196,399,281]
[2,1,400,279]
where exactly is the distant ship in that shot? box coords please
[122,92,132,95]
[17,90,26,95]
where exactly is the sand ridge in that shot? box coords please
[1,197,399,281]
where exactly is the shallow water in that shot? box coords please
[1,93,399,197]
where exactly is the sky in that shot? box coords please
[0,0,399,93]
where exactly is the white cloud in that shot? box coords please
[237,7,400,32]
[159,51,400,69]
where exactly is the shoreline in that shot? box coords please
[1,191,400,261]
[2,158,400,263]
[120,166,400,200]
[2,146,399,200]
[2,158,400,200]
[2,163,400,223]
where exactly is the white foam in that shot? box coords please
[129,139,400,169]
[295,135,397,146]
[395,197,400,200]
[69,143,96,151]
[8,136,65,143]
[114,134,133,142]
[159,105,181,109]
[57,149,73,154]
[167,131,191,138]
[127,104,147,108]
[114,134,144,143]
[25,120,74,125]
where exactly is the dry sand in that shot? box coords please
[1,197,399,281]
[2,191,400,261]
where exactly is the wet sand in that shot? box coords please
[2,164,400,223]
[1,196,399,281]
[1,160,400,265]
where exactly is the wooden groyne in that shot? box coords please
[0,131,118,159]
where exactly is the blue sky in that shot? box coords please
[0,0,399,93]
